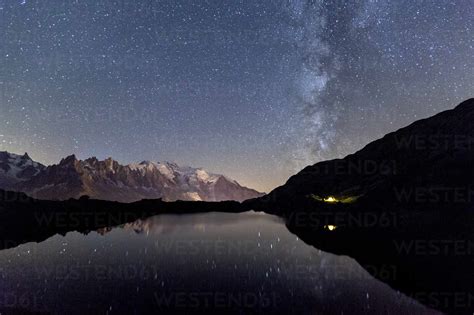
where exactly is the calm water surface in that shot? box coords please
[0,211,440,314]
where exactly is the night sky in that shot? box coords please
[0,0,472,192]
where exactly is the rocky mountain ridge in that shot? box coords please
[0,152,45,189]
[0,153,263,202]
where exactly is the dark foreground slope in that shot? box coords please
[243,98,474,315]
[247,98,474,217]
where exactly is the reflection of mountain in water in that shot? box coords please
[0,191,244,251]
[122,211,282,235]
[0,211,442,315]
[284,215,474,315]
[0,190,472,314]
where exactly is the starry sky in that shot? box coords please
[0,0,472,192]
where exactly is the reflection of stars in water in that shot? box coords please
[0,213,445,314]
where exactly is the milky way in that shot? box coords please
[0,0,472,192]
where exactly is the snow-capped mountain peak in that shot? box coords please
[0,151,45,189]
[2,153,264,202]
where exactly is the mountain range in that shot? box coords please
[0,153,263,202]
[0,152,46,188]
[2,99,472,207]
[0,98,473,315]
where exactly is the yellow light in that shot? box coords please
[324,196,337,203]
[325,225,337,231]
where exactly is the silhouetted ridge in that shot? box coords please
[248,98,474,213]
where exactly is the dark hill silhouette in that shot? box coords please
[1,99,474,314]
[246,98,474,217]
[241,98,474,315]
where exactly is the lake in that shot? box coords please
[0,211,440,314]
